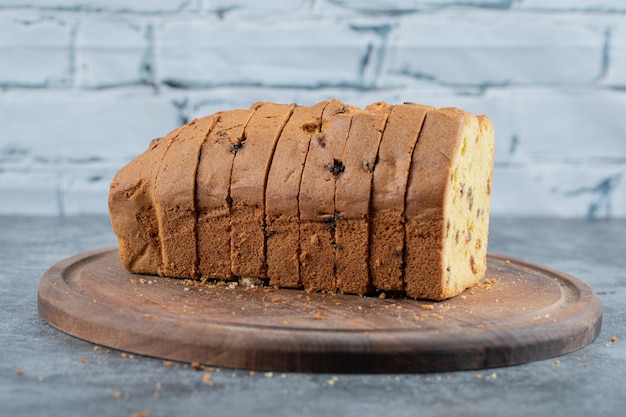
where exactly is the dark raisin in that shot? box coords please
[325,159,345,178]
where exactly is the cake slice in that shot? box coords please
[403,108,495,300]
[109,126,182,275]
[370,103,432,292]
[155,115,217,278]
[196,108,256,279]
[265,101,329,287]
[335,102,392,294]
[299,100,359,292]
[230,102,295,278]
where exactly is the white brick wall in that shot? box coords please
[0,0,625,218]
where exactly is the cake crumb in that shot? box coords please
[16,369,24,376]
[379,292,386,299]
[475,373,482,379]
[583,363,589,368]
[80,358,86,364]
[421,305,434,311]
[163,361,174,367]
[264,372,273,378]
[249,371,256,377]
[611,336,618,343]
[313,313,324,320]
[113,391,122,399]
[202,373,213,386]
[476,324,485,329]
[93,345,102,351]
[130,412,149,417]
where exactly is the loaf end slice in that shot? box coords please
[108,127,181,275]
[404,108,495,300]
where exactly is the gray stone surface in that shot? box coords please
[1,216,624,417]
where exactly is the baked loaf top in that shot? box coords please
[109,99,495,300]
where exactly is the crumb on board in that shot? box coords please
[163,361,174,367]
[421,305,434,311]
[16,369,24,376]
[202,373,213,386]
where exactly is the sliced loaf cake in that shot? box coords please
[196,108,256,280]
[230,102,295,278]
[155,116,217,278]
[299,100,359,292]
[369,103,432,291]
[265,101,329,287]
[335,102,392,294]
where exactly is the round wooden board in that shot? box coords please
[38,247,602,373]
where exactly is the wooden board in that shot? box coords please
[38,247,602,373]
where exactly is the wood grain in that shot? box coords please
[38,248,602,373]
